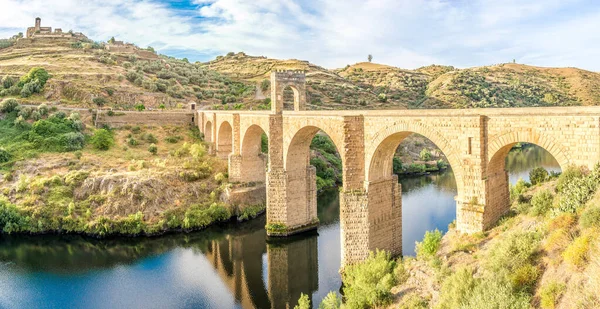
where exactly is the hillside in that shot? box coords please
[3,35,600,111]
[0,40,259,110]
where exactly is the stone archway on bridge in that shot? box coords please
[282,126,344,232]
[270,70,307,113]
[364,122,464,257]
[485,130,570,228]
[234,124,268,183]
[217,121,233,159]
[204,121,213,143]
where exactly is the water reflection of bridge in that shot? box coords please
[204,224,319,309]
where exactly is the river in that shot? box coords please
[0,145,560,308]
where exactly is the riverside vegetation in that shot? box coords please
[0,96,260,236]
[291,165,600,309]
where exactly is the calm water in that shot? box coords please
[0,145,560,309]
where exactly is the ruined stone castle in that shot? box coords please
[26,17,86,39]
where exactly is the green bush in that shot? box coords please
[556,165,584,193]
[19,67,50,88]
[93,97,107,107]
[142,133,158,143]
[318,292,341,309]
[530,189,554,216]
[419,148,432,161]
[60,132,85,151]
[148,143,158,155]
[37,103,48,115]
[461,276,530,309]
[127,138,138,146]
[0,98,19,113]
[393,157,403,174]
[580,206,600,229]
[540,282,566,309]
[342,250,397,309]
[294,293,310,309]
[436,268,476,309]
[557,165,600,213]
[416,229,443,260]
[0,148,11,163]
[91,129,114,150]
[510,178,530,202]
[529,167,549,185]
[135,104,146,111]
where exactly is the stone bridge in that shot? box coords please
[198,70,600,265]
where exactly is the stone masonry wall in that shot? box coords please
[96,111,194,127]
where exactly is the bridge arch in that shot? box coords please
[282,86,300,111]
[487,130,571,169]
[366,121,464,193]
[204,120,213,143]
[283,125,344,229]
[485,130,569,227]
[217,121,233,159]
[236,124,268,183]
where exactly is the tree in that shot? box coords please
[93,97,106,108]
[108,36,116,44]
[20,67,50,88]
[158,104,166,110]
[0,98,19,113]
[148,143,158,155]
[91,129,114,150]
[135,104,146,111]
[368,54,373,62]
[294,294,310,309]
[529,167,549,185]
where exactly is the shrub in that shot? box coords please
[165,136,181,143]
[148,143,158,155]
[20,80,41,97]
[30,110,41,121]
[510,178,530,202]
[436,268,476,309]
[540,282,566,309]
[60,132,85,151]
[127,138,138,146]
[342,250,397,309]
[13,115,29,129]
[556,165,584,193]
[399,294,428,309]
[0,148,11,163]
[416,229,443,260]
[419,148,432,161]
[0,98,19,113]
[214,172,226,183]
[461,277,530,309]
[294,293,310,309]
[90,129,114,150]
[37,103,49,115]
[580,206,600,229]
[530,189,554,216]
[142,133,158,143]
[93,97,106,107]
[393,157,403,174]
[529,167,549,185]
[562,234,592,268]
[557,165,600,213]
[20,67,50,87]
[318,292,341,309]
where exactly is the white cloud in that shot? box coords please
[0,0,599,71]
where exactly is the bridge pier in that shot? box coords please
[266,166,319,236]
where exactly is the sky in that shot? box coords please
[1,0,599,71]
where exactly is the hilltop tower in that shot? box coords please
[35,17,41,31]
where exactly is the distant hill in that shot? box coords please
[2,36,600,111]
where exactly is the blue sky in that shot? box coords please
[1,0,600,71]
